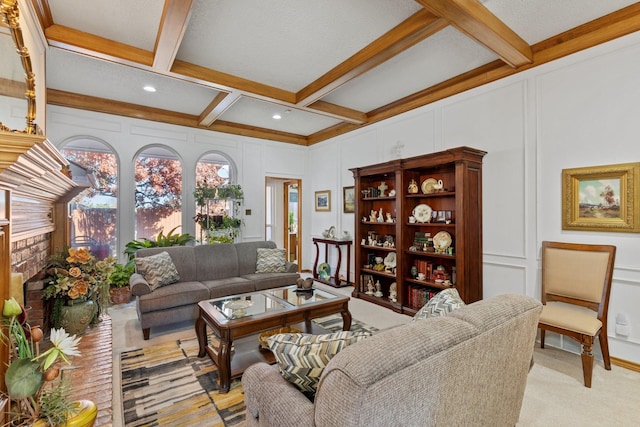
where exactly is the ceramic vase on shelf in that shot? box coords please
[59,300,96,335]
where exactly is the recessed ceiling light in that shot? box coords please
[143,85,156,93]
[272,113,282,120]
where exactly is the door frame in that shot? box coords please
[265,177,302,269]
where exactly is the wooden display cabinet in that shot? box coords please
[351,147,485,314]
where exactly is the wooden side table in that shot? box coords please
[312,237,352,287]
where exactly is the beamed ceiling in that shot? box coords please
[23,0,640,145]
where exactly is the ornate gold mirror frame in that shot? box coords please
[0,0,37,134]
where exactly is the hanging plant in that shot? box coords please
[194,182,243,206]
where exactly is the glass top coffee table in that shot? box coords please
[195,284,351,393]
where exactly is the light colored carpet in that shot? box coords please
[110,285,640,427]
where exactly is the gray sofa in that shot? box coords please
[243,293,542,427]
[130,241,300,339]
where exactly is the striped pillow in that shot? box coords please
[413,288,465,321]
[256,248,287,273]
[266,331,371,393]
[134,251,180,291]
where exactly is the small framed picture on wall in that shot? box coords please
[315,190,331,212]
[343,186,355,213]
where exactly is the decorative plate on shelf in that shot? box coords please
[412,204,432,223]
[433,231,452,251]
[421,178,438,194]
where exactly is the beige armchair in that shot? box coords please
[243,294,542,427]
[538,241,616,388]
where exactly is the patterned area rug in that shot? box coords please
[120,315,377,427]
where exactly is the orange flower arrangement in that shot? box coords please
[43,247,114,302]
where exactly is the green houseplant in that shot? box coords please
[108,263,135,304]
[124,226,195,268]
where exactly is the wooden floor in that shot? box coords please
[64,315,113,426]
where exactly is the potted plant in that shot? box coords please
[1,297,98,426]
[43,247,116,335]
[109,263,135,304]
[124,226,194,269]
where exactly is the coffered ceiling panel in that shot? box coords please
[46,48,221,115]
[220,96,342,136]
[177,0,423,91]
[324,27,498,112]
[47,0,164,51]
[17,0,639,145]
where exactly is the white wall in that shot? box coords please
[46,30,640,364]
[309,30,640,364]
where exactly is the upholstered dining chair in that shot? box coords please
[539,241,616,388]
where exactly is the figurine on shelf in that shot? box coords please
[408,179,418,194]
[369,210,377,222]
[378,181,388,197]
[374,280,383,297]
[385,213,394,223]
[389,282,397,302]
[377,208,384,222]
[366,279,375,295]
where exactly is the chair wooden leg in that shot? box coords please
[599,329,612,371]
[540,329,545,348]
[143,327,150,340]
[581,339,594,388]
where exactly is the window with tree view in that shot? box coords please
[135,147,182,240]
[61,139,118,259]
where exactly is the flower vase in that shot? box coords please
[66,400,98,427]
[59,300,96,335]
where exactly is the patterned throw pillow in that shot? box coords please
[134,251,180,291]
[413,288,465,321]
[267,331,371,393]
[256,248,287,273]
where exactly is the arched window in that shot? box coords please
[135,146,182,239]
[60,138,118,259]
[195,152,238,243]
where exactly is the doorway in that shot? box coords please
[265,177,302,267]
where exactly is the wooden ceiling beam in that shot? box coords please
[45,24,154,67]
[47,88,309,145]
[198,91,241,126]
[153,0,194,72]
[0,77,26,99]
[296,9,448,106]
[415,0,532,68]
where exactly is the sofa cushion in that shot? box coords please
[244,272,301,291]
[134,251,180,290]
[267,331,371,393]
[413,288,465,321]
[137,280,210,314]
[136,246,198,282]
[194,243,239,280]
[235,241,277,276]
[256,248,287,273]
[200,277,255,299]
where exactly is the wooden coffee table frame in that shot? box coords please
[196,286,352,393]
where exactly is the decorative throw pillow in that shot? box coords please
[256,248,287,273]
[267,331,371,393]
[134,251,180,291]
[413,288,465,321]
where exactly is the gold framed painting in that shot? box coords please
[343,186,355,213]
[315,190,331,212]
[562,162,640,232]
